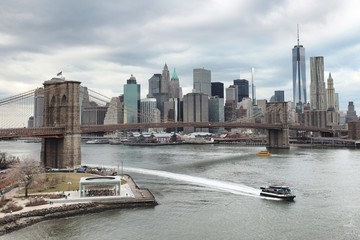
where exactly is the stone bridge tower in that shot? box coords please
[41,78,81,169]
[265,102,290,149]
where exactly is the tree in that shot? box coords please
[12,157,44,197]
[0,151,19,170]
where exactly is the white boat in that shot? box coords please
[184,137,218,144]
[85,139,109,144]
[260,185,296,200]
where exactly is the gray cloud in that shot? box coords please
[0,0,359,112]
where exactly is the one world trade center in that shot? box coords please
[292,26,306,113]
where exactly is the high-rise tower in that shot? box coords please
[327,73,335,111]
[161,63,170,94]
[233,79,249,102]
[169,68,181,99]
[193,68,211,96]
[310,56,326,111]
[292,25,306,113]
[124,75,140,124]
[211,82,224,98]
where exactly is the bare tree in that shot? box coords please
[0,151,19,170]
[12,156,44,197]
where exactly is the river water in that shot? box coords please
[1,141,360,240]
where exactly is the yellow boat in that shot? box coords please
[256,150,272,156]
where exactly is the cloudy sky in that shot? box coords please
[0,0,359,112]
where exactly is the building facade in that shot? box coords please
[82,104,108,125]
[274,90,285,102]
[326,73,339,127]
[104,96,124,125]
[208,96,224,133]
[233,79,249,102]
[226,85,238,103]
[211,82,224,98]
[169,68,182,99]
[140,98,159,123]
[34,88,44,127]
[310,56,326,111]
[161,63,170,95]
[147,74,161,98]
[193,68,211,96]
[183,92,209,133]
[345,101,358,123]
[124,75,140,124]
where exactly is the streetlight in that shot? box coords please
[67,181,72,191]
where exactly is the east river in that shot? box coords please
[1,141,360,240]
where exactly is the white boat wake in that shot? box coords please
[90,164,279,200]
[125,166,262,197]
[93,164,276,199]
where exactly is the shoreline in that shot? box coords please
[0,174,157,236]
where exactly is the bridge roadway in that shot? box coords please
[0,122,335,139]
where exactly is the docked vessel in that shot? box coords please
[85,139,109,144]
[256,150,272,156]
[109,138,129,145]
[260,185,296,200]
[183,136,218,144]
[122,141,184,146]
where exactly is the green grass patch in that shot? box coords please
[19,173,127,195]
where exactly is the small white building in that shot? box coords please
[79,176,121,197]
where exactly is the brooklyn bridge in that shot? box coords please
[0,79,337,169]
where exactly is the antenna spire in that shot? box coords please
[297,24,300,46]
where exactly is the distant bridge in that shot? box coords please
[0,79,341,169]
[0,122,334,139]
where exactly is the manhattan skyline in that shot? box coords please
[0,0,359,113]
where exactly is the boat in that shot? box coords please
[122,141,184,146]
[256,150,272,156]
[24,138,42,143]
[260,185,296,200]
[183,136,219,144]
[85,139,109,144]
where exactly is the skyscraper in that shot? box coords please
[233,79,249,102]
[148,64,173,119]
[327,73,335,111]
[193,68,211,96]
[208,96,224,133]
[124,75,140,124]
[274,90,285,102]
[104,96,123,124]
[326,73,339,126]
[183,92,209,133]
[34,88,44,127]
[292,26,306,113]
[345,101,358,123]
[80,86,107,125]
[310,56,326,111]
[140,98,159,123]
[161,63,170,94]
[169,68,182,99]
[225,85,238,121]
[147,74,161,98]
[225,85,238,103]
[164,98,181,122]
[211,82,224,98]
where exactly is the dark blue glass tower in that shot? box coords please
[233,79,249,102]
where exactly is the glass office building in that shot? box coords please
[124,75,140,124]
[292,37,306,113]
